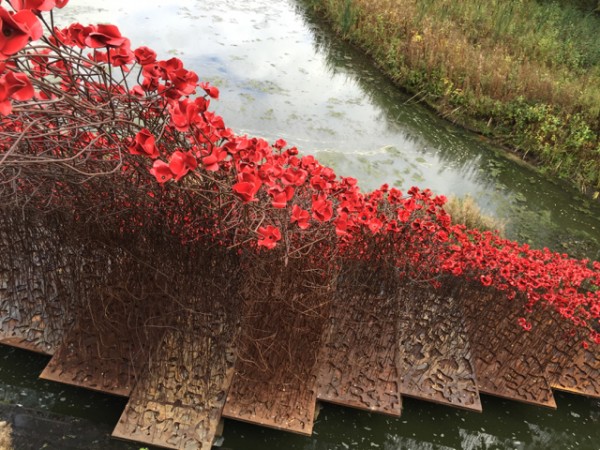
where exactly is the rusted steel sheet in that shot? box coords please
[223,375,318,435]
[112,248,240,449]
[0,330,55,356]
[39,316,135,397]
[397,288,482,412]
[552,344,600,398]
[316,294,402,416]
[0,218,68,355]
[460,286,557,408]
[38,261,156,396]
[223,292,325,435]
[113,318,234,449]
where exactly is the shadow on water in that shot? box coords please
[0,346,136,449]
[221,393,599,450]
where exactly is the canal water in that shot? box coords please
[1,0,599,448]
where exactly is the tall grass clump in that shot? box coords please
[306,0,600,198]
[444,195,506,236]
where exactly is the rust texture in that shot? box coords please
[223,306,319,434]
[458,284,557,408]
[39,292,140,396]
[113,324,235,450]
[553,344,600,398]
[223,255,329,435]
[397,287,481,411]
[316,291,401,416]
[36,230,170,397]
[0,214,71,355]
[113,248,241,450]
[223,297,321,435]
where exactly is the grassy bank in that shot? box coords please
[306,0,600,197]
[444,195,506,235]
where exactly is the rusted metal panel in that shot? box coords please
[222,253,330,436]
[39,321,135,397]
[38,261,156,397]
[0,218,69,356]
[112,247,241,450]
[316,293,402,416]
[113,318,235,449]
[0,333,54,356]
[398,288,482,412]
[552,344,600,399]
[460,285,557,408]
[223,375,317,435]
[223,295,324,435]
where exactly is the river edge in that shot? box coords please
[293,0,600,259]
[304,0,600,202]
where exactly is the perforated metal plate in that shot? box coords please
[317,294,402,416]
[113,322,234,449]
[398,289,481,412]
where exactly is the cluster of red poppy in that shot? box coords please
[1,1,599,346]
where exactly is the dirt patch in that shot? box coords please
[0,421,13,450]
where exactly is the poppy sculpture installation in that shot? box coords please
[0,2,599,449]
